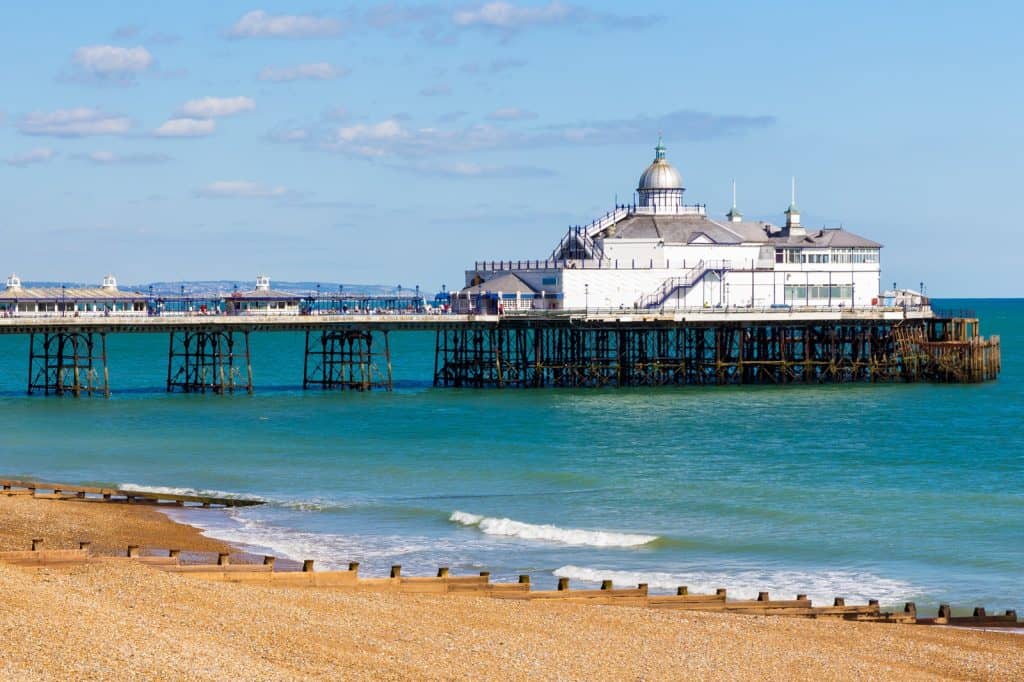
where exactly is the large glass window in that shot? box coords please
[830,248,879,264]
[785,285,853,302]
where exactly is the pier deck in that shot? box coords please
[0,308,999,394]
[0,307,935,334]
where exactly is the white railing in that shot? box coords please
[635,261,735,308]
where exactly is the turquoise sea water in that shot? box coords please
[0,299,1020,612]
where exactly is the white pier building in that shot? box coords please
[460,141,884,313]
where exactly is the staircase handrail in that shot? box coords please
[636,260,720,308]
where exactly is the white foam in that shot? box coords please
[118,482,264,501]
[554,564,918,606]
[276,498,356,512]
[450,511,657,548]
[165,508,496,577]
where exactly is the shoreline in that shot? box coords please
[153,502,1024,636]
[1,495,1022,680]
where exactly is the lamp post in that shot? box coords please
[584,283,589,313]
[61,284,66,318]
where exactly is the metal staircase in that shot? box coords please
[635,261,714,309]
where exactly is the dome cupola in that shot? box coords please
[637,138,684,209]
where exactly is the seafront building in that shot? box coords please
[0,274,148,317]
[458,141,886,313]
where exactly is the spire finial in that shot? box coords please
[654,133,666,160]
[726,179,743,222]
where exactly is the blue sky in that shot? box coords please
[1,1,1020,295]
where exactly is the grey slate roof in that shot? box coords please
[461,272,537,295]
[229,289,301,300]
[0,287,145,300]
[599,214,881,248]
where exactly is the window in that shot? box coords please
[830,248,879,264]
[787,285,853,302]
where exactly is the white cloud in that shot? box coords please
[424,161,553,178]
[318,110,773,160]
[336,120,406,142]
[179,96,256,118]
[18,108,133,137]
[227,10,342,38]
[196,181,287,198]
[153,118,217,137]
[258,63,348,82]
[73,150,170,165]
[72,45,153,74]
[487,107,537,121]
[453,1,572,29]
[5,148,55,167]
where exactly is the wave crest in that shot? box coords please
[553,565,917,605]
[449,511,657,548]
[118,482,264,501]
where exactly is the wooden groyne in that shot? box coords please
[0,479,263,508]
[2,540,1018,630]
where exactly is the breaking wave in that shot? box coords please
[449,511,657,548]
[118,482,265,501]
[553,565,918,605]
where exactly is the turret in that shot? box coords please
[637,138,684,209]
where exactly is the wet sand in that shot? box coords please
[0,495,1021,681]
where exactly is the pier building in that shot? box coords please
[224,275,302,315]
[459,141,883,312]
[0,274,147,317]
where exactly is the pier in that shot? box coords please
[0,307,1001,396]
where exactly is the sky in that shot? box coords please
[1,1,1021,295]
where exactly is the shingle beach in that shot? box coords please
[0,496,1020,681]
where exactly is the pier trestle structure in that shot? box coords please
[166,329,253,394]
[27,331,110,397]
[7,313,998,396]
[433,318,1001,388]
[303,329,393,391]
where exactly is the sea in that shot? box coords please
[1,298,1020,613]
